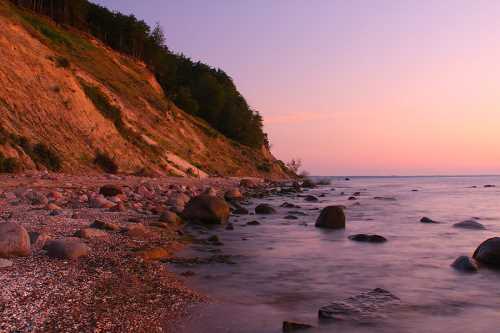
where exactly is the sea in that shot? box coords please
[171,176,500,333]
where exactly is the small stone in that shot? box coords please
[348,234,387,243]
[90,219,120,231]
[247,220,261,226]
[451,256,478,272]
[282,321,313,332]
[99,184,123,197]
[74,228,108,239]
[44,239,90,260]
[0,258,13,268]
[255,204,276,215]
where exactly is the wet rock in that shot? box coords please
[109,202,126,212]
[136,247,170,261]
[255,204,276,215]
[315,206,345,229]
[225,188,243,201]
[233,207,249,215]
[89,196,114,209]
[74,228,108,239]
[348,234,387,243]
[159,211,180,224]
[225,223,234,230]
[282,321,313,332]
[352,192,361,196]
[0,223,31,258]
[453,220,485,230]
[319,288,400,322]
[29,231,51,251]
[304,195,319,202]
[183,195,230,224]
[45,203,62,211]
[473,237,500,268]
[44,238,90,260]
[420,217,439,224]
[99,184,123,197]
[348,196,357,201]
[484,184,496,188]
[284,215,299,220]
[281,202,300,209]
[207,235,223,246]
[122,224,149,238]
[0,258,13,268]
[91,219,120,231]
[247,220,261,226]
[451,256,478,272]
[203,187,217,197]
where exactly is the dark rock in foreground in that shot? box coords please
[315,206,345,229]
[451,256,478,272]
[348,234,387,243]
[473,237,500,268]
[255,203,276,215]
[183,195,230,224]
[453,220,485,230]
[44,238,90,260]
[282,321,313,332]
[319,288,399,322]
[0,223,31,258]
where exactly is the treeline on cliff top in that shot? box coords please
[9,0,267,148]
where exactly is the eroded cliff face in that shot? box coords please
[0,1,292,179]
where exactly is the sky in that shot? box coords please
[94,0,500,176]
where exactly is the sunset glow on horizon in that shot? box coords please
[95,0,500,176]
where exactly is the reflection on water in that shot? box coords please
[171,176,500,333]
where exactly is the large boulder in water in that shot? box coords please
[0,223,31,258]
[182,195,230,224]
[315,206,345,229]
[473,237,500,268]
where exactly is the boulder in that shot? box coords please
[453,220,485,230]
[25,191,49,205]
[122,224,149,238]
[473,237,500,268]
[74,228,108,239]
[44,239,90,260]
[183,195,230,224]
[247,220,261,226]
[451,256,478,272]
[29,231,51,251]
[99,184,123,197]
[89,196,115,209]
[318,288,399,322]
[90,219,120,231]
[225,188,243,201]
[315,206,345,229]
[255,204,276,215]
[159,211,180,224]
[348,234,387,243]
[0,258,13,268]
[0,223,30,258]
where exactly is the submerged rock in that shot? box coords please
[255,204,276,215]
[348,234,387,243]
[247,220,261,226]
[373,197,397,201]
[453,220,485,230]
[315,206,345,229]
[304,195,319,202]
[0,223,31,258]
[420,217,439,224]
[473,237,500,268]
[282,321,313,332]
[451,256,478,273]
[183,195,230,224]
[318,288,400,322]
[281,202,301,209]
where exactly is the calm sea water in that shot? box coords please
[171,176,500,333]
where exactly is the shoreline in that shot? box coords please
[0,172,286,332]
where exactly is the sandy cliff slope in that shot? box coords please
[0,1,292,179]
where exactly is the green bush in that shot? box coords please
[55,56,70,68]
[32,143,62,171]
[94,152,118,174]
[0,153,20,173]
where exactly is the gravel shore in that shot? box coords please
[0,172,252,332]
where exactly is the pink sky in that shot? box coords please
[95,0,500,175]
